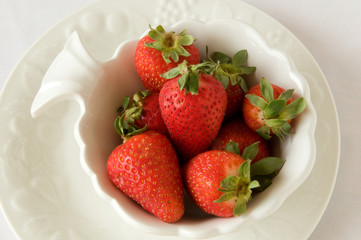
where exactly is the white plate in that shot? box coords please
[0,0,340,239]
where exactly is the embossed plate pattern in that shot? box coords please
[0,0,340,239]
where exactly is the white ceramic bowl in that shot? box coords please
[31,19,317,238]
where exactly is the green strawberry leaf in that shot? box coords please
[232,50,248,68]
[204,48,255,93]
[219,175,239,192]
[179,34,194,46]
[271,122,292,142]
[211,51,231,64]
[229,74,238,86]
[250,156,285,192]
[241,142,259,161]
[250,157,285,177]
[249,180,261,189]
[256,125,272,140]
[265,119,287,128]
[169,49,180,63]
[177,72,189,91]
[260,77,274,103]
[238,160,252,181]
[238,76,248,93]
[114,91,150,140]
[214,72,230,89]
[241,66,257,75]
[233,198,247,216]
[114,115,123,137]
[214,191,237,203]
[246,94,268,110]
[121,96,130,110]
[125,107,142,122]
[272,127,285,142]
[263,99,287,119]
[147,25,162,40]
[279,97,307,120]
[225,140,241,155]
[177,45,191,57]
[145,41,162,51]
[278,89,294,102]
[280,121,292,135]
[133,90,150,104]
[161,66,181,79]
[114,115,147,141]
[251,176,273,192]
[187,72,199,94]
[177,71,199,95]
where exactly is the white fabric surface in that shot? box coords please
[0,0,360,239]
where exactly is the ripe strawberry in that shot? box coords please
[114,90,168,139]
[134,25,201,92]
[224,84,245,120]
[243,77,307,141]
[107,130,184,223]
[203,49,256,120]
[159,63,227,162]
[210,117,270,163]
[183,150,259,217]
[183,142,285,217]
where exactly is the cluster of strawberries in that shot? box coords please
[106,25,307,223]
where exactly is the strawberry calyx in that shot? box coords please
[204,48,256,92]
[214,159,259,216]
[161,48,256,95]
[145,25,195,64]
[246,77,307,141]
[161,60,218,95]
[215,141,285,216]
[114,90,150,141]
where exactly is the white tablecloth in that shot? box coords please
[0,0,359,239]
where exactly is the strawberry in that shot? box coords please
[183,150,258,217]
[114,90,168,139]
[134,25,201,92]
[107,130,184,223]
[210,117,270,163]
[243,77,307,141]
[223,84,245,120]
[203,49,256,120]
[159,62,227,162]
[183,142,285,217]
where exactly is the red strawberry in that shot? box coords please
[223,84,245,119]
[183,150,259,217]
[210,117,270,163]
[183,142,285,217]
[134,25,201,92]
[159,64,227,162]
[243,77,307,141]
[114,90,168,139]
[107,130,184,223]
[203,49,256,120]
